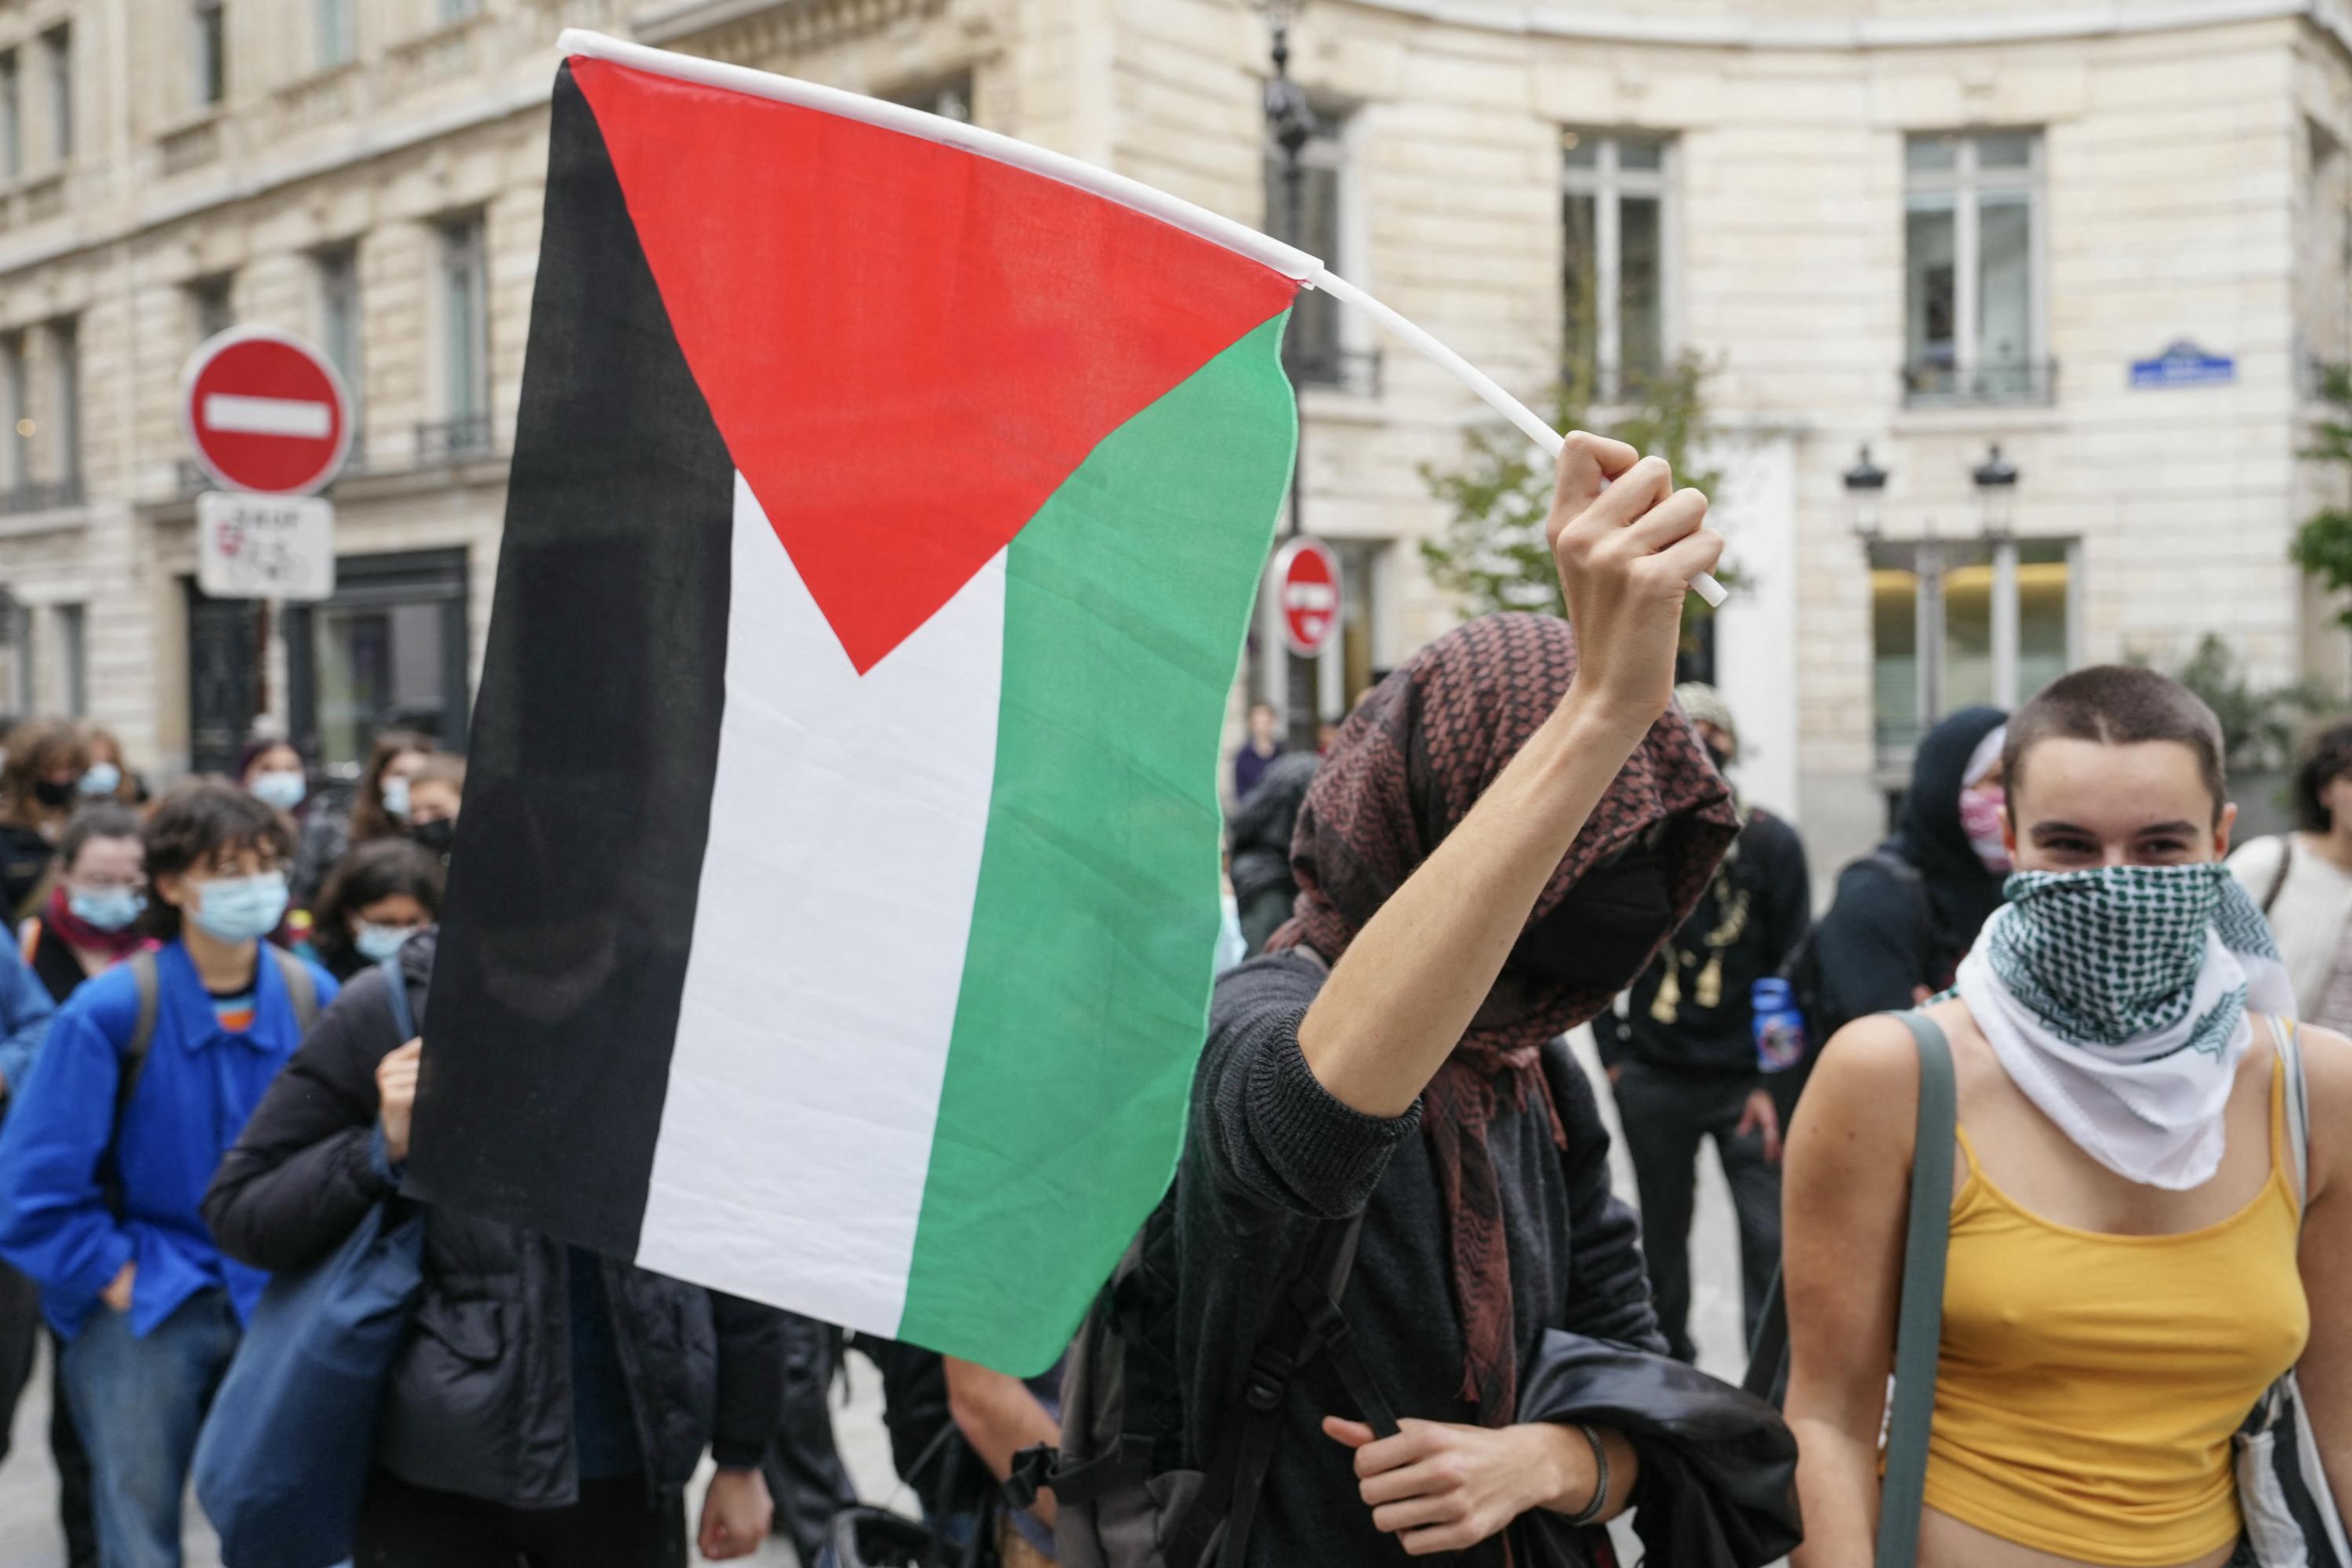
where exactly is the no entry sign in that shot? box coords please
[180,327,354,495]
[1272,536,1341,659]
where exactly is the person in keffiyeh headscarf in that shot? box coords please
[1147,437,1785,1568]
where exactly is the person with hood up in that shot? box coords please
[1801,706,2010,1068]
[1226,747,1318,957]
[1154,437,1798,1566]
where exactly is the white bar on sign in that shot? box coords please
[202,394,332,439]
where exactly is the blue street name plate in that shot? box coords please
[2130,340,2236,388]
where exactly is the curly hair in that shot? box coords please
[58,803,143,874]
[142,778,297,942]
[2296,720,2352,834]
[310,839,444,976]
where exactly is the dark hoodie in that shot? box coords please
[1810,705,2008,1036]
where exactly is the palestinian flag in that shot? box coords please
[407,34,1309,1372]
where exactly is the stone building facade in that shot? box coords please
[0,0,2343,873]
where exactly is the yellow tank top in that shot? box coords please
[1922,1058,2309,1566]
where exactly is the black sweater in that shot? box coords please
[203,932,785,1509]
[1177,953,1664,1567]
[1602,807,1810,1079]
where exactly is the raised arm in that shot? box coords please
[1298,437,1723,1118]
[1782,1014,1922,1568]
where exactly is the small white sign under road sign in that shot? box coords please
[197,492,336,602]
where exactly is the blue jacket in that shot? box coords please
[0,937,53,1095]
[0,941,336,1338]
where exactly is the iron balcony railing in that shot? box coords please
[415,412,495,464]
[1901,357,2059,406]
[1284,346,1384,398]
[0,473,84,514]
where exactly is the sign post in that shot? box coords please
[1272,535,1341,660]
[180,327,349,607]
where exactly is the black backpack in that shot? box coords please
[1007,1198,1396,1568]
[1779,847,1926,1059]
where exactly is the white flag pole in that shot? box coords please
[1311,266,1727,608]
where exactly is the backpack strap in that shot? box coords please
[267,946,318,1036]
[118,950,160,1124]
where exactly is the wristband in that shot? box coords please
[1565,1423,1610,1527]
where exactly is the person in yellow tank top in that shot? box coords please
[1783,665,2352,1568]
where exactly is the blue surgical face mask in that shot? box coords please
[190,873,290,946]
[78,762,121,798]
[67,886,143,932]
[381,775,412,823]
[250,769,307,813]
[353,922,417,964]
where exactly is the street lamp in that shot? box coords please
[1972,442,2018,541]
[1843,443,1888,542]
[1250,0,1321,751]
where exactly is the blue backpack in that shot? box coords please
[193,957,426,1568]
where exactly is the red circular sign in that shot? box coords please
[180,328,353,496]
[1272,536,1341,658]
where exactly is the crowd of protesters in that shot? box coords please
[0,430,2339,1568]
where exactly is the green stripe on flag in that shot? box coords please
[898,312,1298,1370]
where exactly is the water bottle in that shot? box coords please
[1751,977,1807,1074]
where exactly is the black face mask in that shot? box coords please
[1703,740,1733,775]
[1508,837,1676,992]
[411,818,457,856]
[32,778,76,808]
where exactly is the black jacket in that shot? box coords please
[202,930,785,1510]
[0,822,53,925]
[1225,752,1317,906]
[1602,805,1811,1079]
[1176,953,1667,1566]
[1811,706,2008,1032]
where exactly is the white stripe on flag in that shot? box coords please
[633,472,1005,1334]
[201,394,333,438]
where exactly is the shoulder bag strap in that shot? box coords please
[1878,1010,1956,1568]
[119,949,160,1121]
[379,955,416,1043]
[2265,836,2296,918]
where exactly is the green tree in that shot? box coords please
[2169,633,2328,776]
[1419,347,1733,626]
[2291,361,2352,630]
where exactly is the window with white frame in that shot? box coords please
[1904,131,2047,403]
[193,2,226,107]
[1871,536,2074,759]
[1563,130,1673,402]
[314,0,354,69]
[0,53,20,181]
[316,245,362,399]
[54,601,85,716]
[2,332,25,491]
[49,316,78,482]
[188,274,234,343]
[41,25,67,162]
[438,215,489,427]
[1265,111,1363,392]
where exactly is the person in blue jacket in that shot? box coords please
[0,935,73,1559]
[0,779,336,1568]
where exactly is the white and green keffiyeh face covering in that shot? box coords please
[1955,863,2296,1189]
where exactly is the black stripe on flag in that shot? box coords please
[405,63,735,1258]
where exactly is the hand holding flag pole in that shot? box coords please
[1311,267,1728,608]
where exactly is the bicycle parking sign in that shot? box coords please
[196,492,336,602]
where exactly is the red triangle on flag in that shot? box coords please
[573,60,1300,674]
